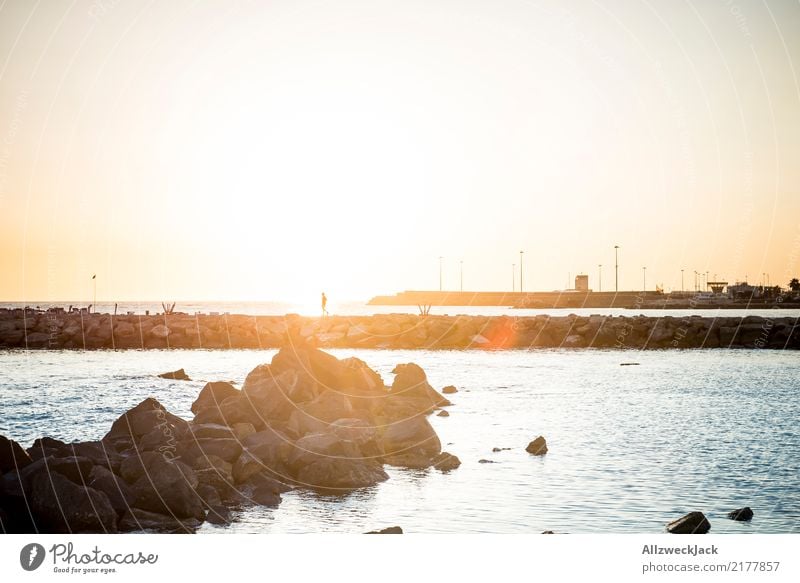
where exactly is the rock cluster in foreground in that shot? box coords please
[1,310,798,350]
[0,345,459,533]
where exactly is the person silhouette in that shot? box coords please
[321,292,328,317]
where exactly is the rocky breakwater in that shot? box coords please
[1,309,798,350]
[0,344,458,533]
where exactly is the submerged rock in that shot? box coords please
[366,526,403,534]
[666,512,711,534]
[441,385,458,394]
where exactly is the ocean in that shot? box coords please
[1,346,798,533]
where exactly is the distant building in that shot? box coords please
[727,282,757,299]
[575,274,589,292]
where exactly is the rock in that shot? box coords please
[103,398,188,447]
[526,436,548,456]
[87,465,136,515]
[249,486,282,507]
[27,436,66,460]
[0,435,32,473]
[157,368,189,380]
[40,456,94,484]
[382,416,441,458]
[492,447,511,452]
[30,471,118,533]
[441,385,458,394]
[118,508,201,533]
[232,423,256,440]
[390,363,451,407]
[181,438,243,464]
[541,530,555,534]
[128,455,204,520]
[119,451,163,483]
[666,512,711,534]
[295,458,388,492]
[186,423,235,440]
[206,505,233,525]
[432,452,461,471]
[195,483,222,508]
[478,459,496,464]
[191,382,239,414]
[366,526,403,534]
[727,507,754,521]
[437,410,449,417]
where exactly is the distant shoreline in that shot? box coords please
[1,310,797,351]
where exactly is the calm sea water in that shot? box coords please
[1,348,798,534]
[2,300,799,319]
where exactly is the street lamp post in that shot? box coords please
[519,250,524,293]
[598,264,602,292]
[614,245,619,292]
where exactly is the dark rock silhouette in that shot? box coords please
[727,507,754,521]
[666,512,711,534]
[366,526,403,534]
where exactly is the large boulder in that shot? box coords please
[381,416,441,468]
[87,465,136,515]
[30,471,118,533]
[103,398,188,450]
[241,367,305,424]
[191,382,240,415]
[0,435,32,473]
[390,363,451,407]
[127,455,204,520]
[666,512,711,534]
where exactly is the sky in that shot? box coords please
[1,0,799,305]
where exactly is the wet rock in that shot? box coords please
[195,483,222,508]
[727,507,754,521]
[441,385,458,394]
[27,436,67,461]
[366,526,403,534]
[432,452,461,471]
[525,436,548,456]
[295,458,388,492]
[191,382,239,414]
[249,485,282,506]
[492,447,511,452]
[542,530,555,534]
[437,410,450,417]
[478,459,496,464]
[666,512,711,534]
[158,368,190,380]
[31,471,118,533]
[206,505,233,525]
[0,435,32,473]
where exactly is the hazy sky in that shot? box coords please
[1,0,799,304]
